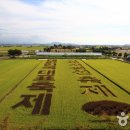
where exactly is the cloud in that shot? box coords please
[0,0,130,44]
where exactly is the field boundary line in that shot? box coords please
[81,60,130,95]
[0,61,42,103]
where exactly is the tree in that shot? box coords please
[8,49,22,58]
[112,51,118,56]
[58,44,62,48]
[43,47,51,52]
[63,46,67,49]
[118,53,122,57]
[124,52,128,58]
[76,48,86,52]
[54,44,57,48]
[91,46,113,56]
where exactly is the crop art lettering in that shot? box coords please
[69,60,116,97]
[12,59,57,115]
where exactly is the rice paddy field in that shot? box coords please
[0,59,130,129]
[0,46,45,51]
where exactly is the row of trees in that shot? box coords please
[91,46,130,58]
[112,52,129,58]
[91,46,115,56]
[44,44,75,52]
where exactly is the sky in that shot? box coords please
[0,0,130,45]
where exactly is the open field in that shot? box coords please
[0,59,129,129]
[0,46,45,51]
[0,60,42,101]
[83,59,130,93]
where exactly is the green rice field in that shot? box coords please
[0,59,129,129]
[0,46,45,51]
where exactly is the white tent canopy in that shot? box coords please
[36,52,102,56]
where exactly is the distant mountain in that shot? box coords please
[0,41,130,47]
[0,42,77,46]
[123,44,130,47]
